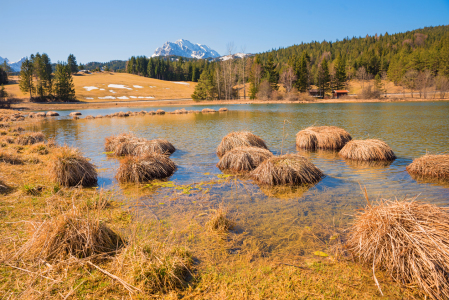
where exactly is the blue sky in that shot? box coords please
[1,0,448,64]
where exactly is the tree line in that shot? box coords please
[18,53,76,101]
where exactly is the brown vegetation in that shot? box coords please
[216,131,268,158]
[206,206,235,233]
[217,146,273,173]
[48,146,98,187]
[115,153,176,183]
[339,139,396,161]
[346,198,449,300]
[250,154,324,186]
[16,132,45,145]
[132,139,176,156]
[406,154,449,180]
[296,126,352,150]
[105,133,175,157]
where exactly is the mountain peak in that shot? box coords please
[152,39,220,59]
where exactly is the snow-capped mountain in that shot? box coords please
[0,56,26,72]
[220,53,253,61]
[152,39,220,59]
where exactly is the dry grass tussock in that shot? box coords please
[346,197,449,300]
[406,154,449,180]
[250,154,323,185]
[206,206,235,233]
[133,139,176,156]
[217,146,273,173]
[115,153,176,183]
[105,133,175,156]
[216,131,268,158]
[12,209,124,262]
[113,237,193,293]
[16,132,45,145]
[296,126,352,150]
[0,149,23,164]
[48,146,98,187]
[105,133,136,152]
[339,139,396,161]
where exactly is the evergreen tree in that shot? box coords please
[334,54,347,90]
[67,54,78,74]
[19,58,35,99]
[191,71,215,100]
[317,58,330,95]
[0,84,7,99]
[0,66,8,85]
[264,53,279,90]
[296,52,309,92]
[53,63,75,101]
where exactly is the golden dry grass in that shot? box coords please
[339,139,396,161]
[217,146,273,173]
[16,132,45,145]
[105,133,175,157]
[133,139,176,156]
[216,131,268,158]
[250,154,324,186]
[13,209,124,262]
[346,198,449,300]
[406,154,449,180]
[115,153,176,183]
[4,73,197,102]
[48,146,98,187]
[296,126,352,150]
[206,206,235,233]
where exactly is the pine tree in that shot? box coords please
[0,84,7,99]
[335,54,347,90]
[67,54,78,74]
[191,71,215,100]
[296,52,309,92]
[264,53,279,90]
[53,63,75,101]
[317,58,330,95]
[19,58,35,99]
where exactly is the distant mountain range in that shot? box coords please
[152,39,221,59]
[0,56,26,72]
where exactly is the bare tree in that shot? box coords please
[435,75,449,99]
[240,46,247,100]
[380,71,388,95]
[416,70,434,99]
[356,67,368,88]
[402,69,418,98]
[279,66,297,93]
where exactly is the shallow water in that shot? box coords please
[35,102,449,254]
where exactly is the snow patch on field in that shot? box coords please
[98,96,116,100]
[109,90,116,93]
[133,85,143,88]
[149,86,156,88]
[130,96,137,99]
[85,97,94,100]
[117,96,129,100]
[108,84,131,89]
[138,96,155,99]
[100,88,105,91]
[83,86,98,91]
[173,82,190,85]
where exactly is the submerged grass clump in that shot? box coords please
[346,198,449,300]
[217,131,268,158]
[217,146,273,173]
[105,133,137,153]
[206,206,235,233]
[16,132,45,145]
[14,209,124,261]
[48,146,98,187]
[250,154,323,186]
[406,154,449,180]
[339,139,396,161]
[296,126,352,150]
[116,153,176,183]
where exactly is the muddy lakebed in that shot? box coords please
[32,101,449,256]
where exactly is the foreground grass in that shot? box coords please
[0,124,419,299]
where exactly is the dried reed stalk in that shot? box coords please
[115,153,176,183]
[406,154,449,180]
[296,126,352,150]
[216,131,268,158]
[16,132,45,145]
[346,198,449,300]
[339,139,396,161]
[217,146,273,173]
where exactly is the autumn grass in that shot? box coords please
[346,198,449,300]
[16,132,45,145]
[296,126,352,150]
[216,131,268,158]
[105,133,176,156]
[217,146,273,173]
[115,153,176,183]
[250,154,324,186]
[406,153,449,180]
[339,139,396,161]
[205,205,235,233]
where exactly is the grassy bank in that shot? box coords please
[0,122,421,299]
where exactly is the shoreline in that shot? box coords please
[10,97,449,111]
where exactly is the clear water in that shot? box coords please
[34,102,449,254]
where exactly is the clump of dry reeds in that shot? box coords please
[132,139,176,156]
[16,132,45,145]
[115,153,176,183]
[156,109,165,115]
[339,139,396,161]
[218,107,228,112]
[406,154,449,180]
[217,146,273,173]
[0,150,23,164]
[296,126,352,150]
[250,154,323,185]
[206,206,235,232]
[202,108,216,113]
[48,146,97,187]
[14,209,124,261]
[216,131,268,158]
[104,133,136,153]
[115,238,192,293]
[346,198,449,300]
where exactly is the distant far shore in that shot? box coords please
[9,97,449,112]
